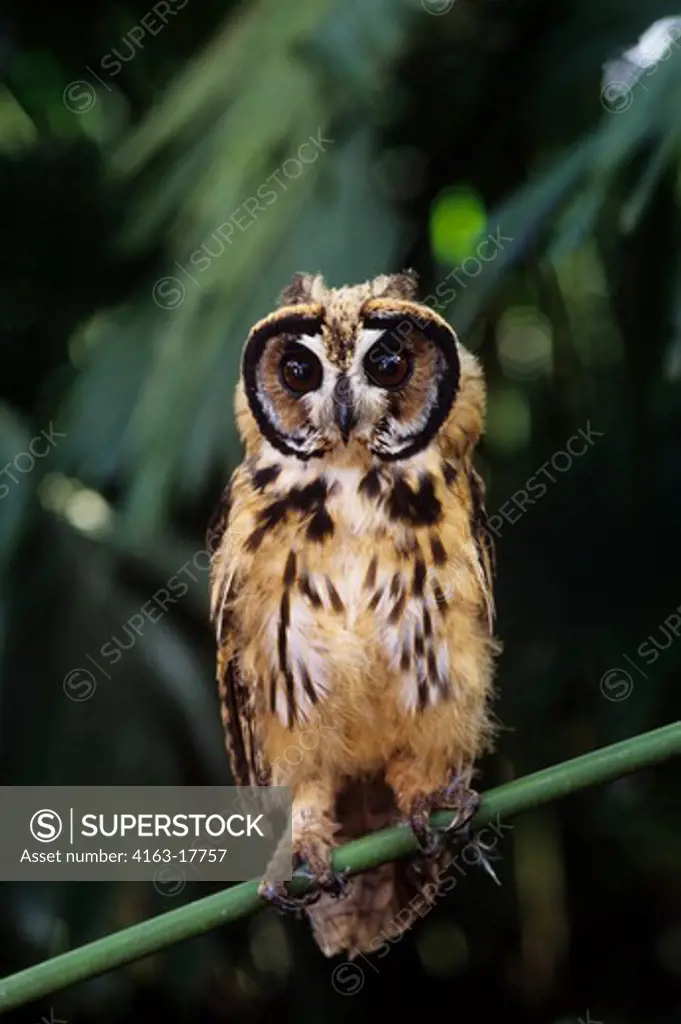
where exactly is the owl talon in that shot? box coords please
[441,783,480,836]
[409,802,444,856]
[257,879,322,915]
[408,779,481,856]
[472,840,502,886]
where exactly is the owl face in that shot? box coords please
[241,272,461,461]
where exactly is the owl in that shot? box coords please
[207,270,499,958]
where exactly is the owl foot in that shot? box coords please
[257,879,323,915]
[294,843,352,901]
[293,824,352,896]
[408,779,480,857]
[257,871,351,916]
[257,853,351,916]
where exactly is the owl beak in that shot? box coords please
[334,377,356,444]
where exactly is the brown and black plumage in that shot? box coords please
[208,270,499,957]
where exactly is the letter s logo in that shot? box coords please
[30,809,63,842]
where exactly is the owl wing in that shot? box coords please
[468,466,496,634]
[207,482,270,787]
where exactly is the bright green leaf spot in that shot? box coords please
[430,186,487,264]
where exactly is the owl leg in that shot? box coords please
[412,779,501,884]
[386,759,480,858]
[257,777,350,914]
[409,775,480,856]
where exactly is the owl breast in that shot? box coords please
[231,449,480,740]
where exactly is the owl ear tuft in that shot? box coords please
[371,269,419,300]
[279,272,325,306]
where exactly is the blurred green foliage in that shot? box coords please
[1,1,681,1022]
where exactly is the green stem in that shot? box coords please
[1,721,680,1013]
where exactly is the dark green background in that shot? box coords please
[1,1,680,1021]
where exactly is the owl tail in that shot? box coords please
[306,778,444,959]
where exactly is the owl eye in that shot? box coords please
[364,342,413,389]
[279,344,323,395]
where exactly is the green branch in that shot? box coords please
[1,721,680,1014]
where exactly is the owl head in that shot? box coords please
[239,271,466,462]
